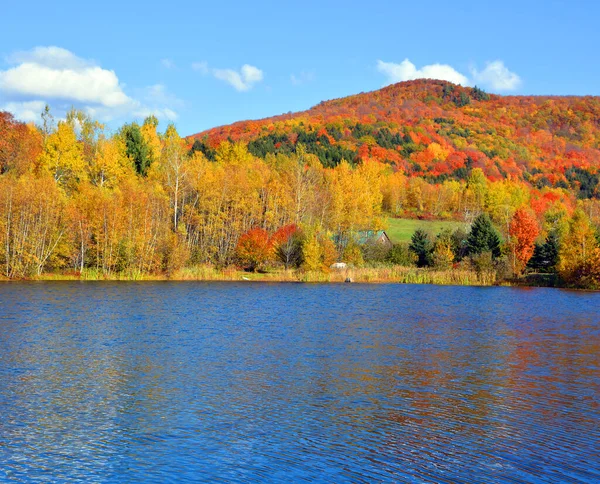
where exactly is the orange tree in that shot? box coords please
[236,228,273,272]
[509,208,539,275]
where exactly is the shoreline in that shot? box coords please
[0,266,564,288]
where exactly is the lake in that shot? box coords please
[0,282,599,482]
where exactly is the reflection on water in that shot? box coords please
[0,282,599,482]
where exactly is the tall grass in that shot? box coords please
[23,264,496,286]
[297,266,495,285]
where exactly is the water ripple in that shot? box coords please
[0,282,599,482]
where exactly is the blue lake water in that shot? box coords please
[0,282,599,483]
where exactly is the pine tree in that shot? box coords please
[120,123,152,176]
[409,229,432,267]
[528,232,559,273]
[466,213,501,258]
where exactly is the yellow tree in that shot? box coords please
[432,230,455,269]
[381,170,407,216]
[152,124,187,231]
[558,208,598,283]
[486,180,529,236]
[0,174,67,277]
[89,136,132,188]
[140,115,162,164]
[66,108,103,167]
[543,201,570,239]
[289,145,322,225]
[301,231,322,271]
[184,141,269,265]
[39,121,86,189]
[327,160,383,244]
[463,168,488,222]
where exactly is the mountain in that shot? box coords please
[188,79,600,197]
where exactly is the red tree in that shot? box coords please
[236,228,273,271]
[0,112,42,174]
[509,208,540,274]
[271,224,301,269]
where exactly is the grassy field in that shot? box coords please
[386,217,466,243]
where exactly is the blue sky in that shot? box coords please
[1,0,598,135]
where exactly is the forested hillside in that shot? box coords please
[191,79,600,196]
[1,80,600,286]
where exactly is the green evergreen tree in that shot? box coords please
[409,229,432,267]
[451,227,469,261]
[466,213,501,258]
[456,91,471,107]
[527,231,559,273]
[471,86,491,101]
[120,123,152,176]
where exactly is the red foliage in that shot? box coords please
[185,79,600,191]
[271,224,299,247]
[509,209,540,273]
[236,228,273,271]
[0,112,42,174]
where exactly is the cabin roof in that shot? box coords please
[356,230,390,245]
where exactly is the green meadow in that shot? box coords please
[386,218,467,243]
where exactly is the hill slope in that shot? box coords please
[189,79,600,197]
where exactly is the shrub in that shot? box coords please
[387,243,417,266]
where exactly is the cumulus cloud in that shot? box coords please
[1,46,131,107]
[0,46,181,123]
[471,61,521,91]
[7,46,90,70]
[87,83,182,123]
[194,61,264,91]
[377,59,469,86]
[377,58,521,92]
[0,100,47,122]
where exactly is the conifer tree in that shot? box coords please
[466,214,501,258]
[528,232,559,273]
[409,229,432,267]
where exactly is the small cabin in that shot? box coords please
[356,230,393,249]
[332,230,394,251]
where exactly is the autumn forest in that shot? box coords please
[1,79,600,287]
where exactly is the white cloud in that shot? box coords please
[0,100,47,122]
[213,65,263,91]
[377,58,521,92]
[194,61,264,91]
[7,46,90,70]
[1,47,132,108]
[377,59,469,86]
[241,65,263,84]
[0,46,181,123]
[291,71,316,86]
[88,84,182,122]
[471,60,521,91]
